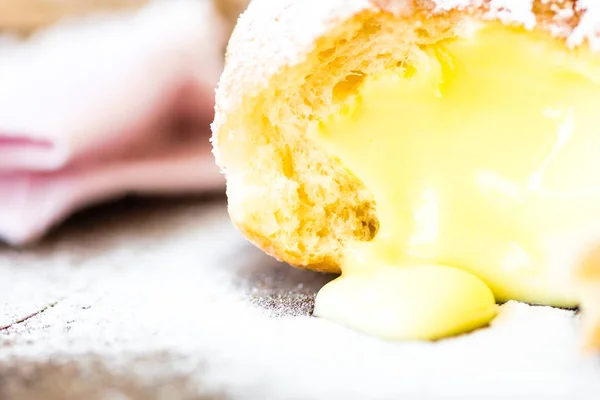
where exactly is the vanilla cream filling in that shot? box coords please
[311,23,600,340]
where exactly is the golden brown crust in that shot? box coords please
[532,0,581,36]
[370,1,591,45]
[234,220,341,274]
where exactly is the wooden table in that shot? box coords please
[1,197,600,400]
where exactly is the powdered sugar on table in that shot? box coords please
[1,198,599,400]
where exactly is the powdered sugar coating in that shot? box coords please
[569,0,600,49]
[484,0,537,29]
[2,202,600,400]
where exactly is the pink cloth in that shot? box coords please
[0,1,227,245]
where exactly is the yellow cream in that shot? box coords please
[310,23,600,340]
[314,265,497,340]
